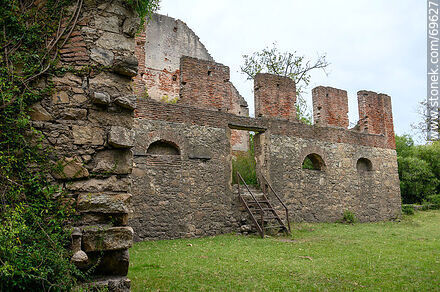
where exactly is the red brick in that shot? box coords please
[254,73,296,121]
[312,86,349,128]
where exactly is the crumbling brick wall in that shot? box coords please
[29,1,137,290]
[254,73,297,121]
[312,86,349,128]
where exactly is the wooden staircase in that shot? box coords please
[236,172,291,238]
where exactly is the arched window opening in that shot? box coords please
[302,153,326,171]
[357,158,373,172]
[147,140,180,155]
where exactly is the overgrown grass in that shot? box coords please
[129,210,440,291]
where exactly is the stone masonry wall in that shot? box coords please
[130,119,238,240]
[265,135,401,223]
[132,87,401,240]
[28,1,137,290]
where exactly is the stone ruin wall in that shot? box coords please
[28,5,402,289]
[28,0,138,290]
[130,15,401,241]
[134,14,250,153]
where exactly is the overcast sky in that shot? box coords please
[158,0,425,140]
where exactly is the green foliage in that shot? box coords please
[424,194,440,210]
[402,204,415,215]
[124,0,160,27]
[301,156,315,170]
[395,134,415,158]
[341,210,357,224]
[397,156,439,204]
[232,134,257,185]
[240,42,329,124]
[395,135,440,204]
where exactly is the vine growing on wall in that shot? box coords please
[0,0,159,290]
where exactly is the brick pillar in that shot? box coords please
[358,91,396,148]
[254,73,296,121]
[312,86,349,128]
[179,56,231,111]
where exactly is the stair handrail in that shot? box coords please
[260,174,291,233]
[237,172,265,238]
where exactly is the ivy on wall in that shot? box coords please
[0,0,159,290]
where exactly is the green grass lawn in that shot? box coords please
[129,210,440,291]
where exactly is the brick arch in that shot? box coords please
[143,131,187,158]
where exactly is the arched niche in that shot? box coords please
[356,158,373,172]
[147,140,180,155]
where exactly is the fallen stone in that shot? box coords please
[77,193,131,214]
[72,125,104,145]
[29,103,52,121]
[52,157,89,180]
[82,226,133,252]
[92,149,133,174]
[108,126,134,148]
[90,47,115,66]
[114,95,136,110]
[112,55,138,77]
[92,92,111,105]
[66,175,131,192]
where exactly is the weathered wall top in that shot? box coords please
[145,13,213,72]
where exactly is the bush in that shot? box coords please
[397,156,438,204]
[341,210,357,224]
[402,204,415,215]
[423,194,440,210]
[232,152,257,185]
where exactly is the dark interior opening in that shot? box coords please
[147,140,180,155]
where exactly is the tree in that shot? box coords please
[241,43,329,124]
[411,99,440,142]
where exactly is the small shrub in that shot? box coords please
[423,194,440,210]
[341,210,357,224]
[402,204,415,215]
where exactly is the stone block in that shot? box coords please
[29,103,52,121]
[72,125,104,145]
[82,226,133,252]
[62,108,87,120]
[91,47,115,66]
[77,193,131,214]
[88,109,133,129]
[96,32,135,52]
[108,126,134,148]
[112,55,138,77]
[95,15,120,33]
[114,95,136,110]
[92,92,111,105]
[122,17,140,37]
[92,149,133,174]
[67,176,131,192]
[52,91,70,104]
[52,157,89,180]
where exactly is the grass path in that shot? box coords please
[129,211,440,291]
